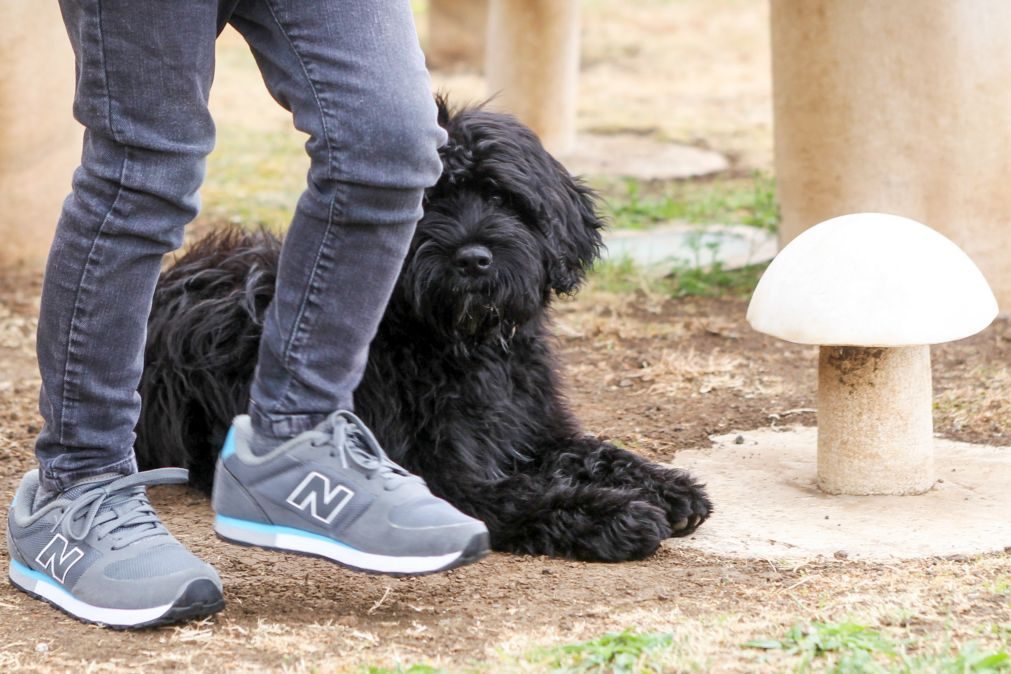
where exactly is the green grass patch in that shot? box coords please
[745,622,1011,674]
[589,256,766,298]
[363,666,449,674]
[744,621,897,673]
[905,644,1011,674]
[360,631,681,674]
[527,630,676,674]
[201,125,307,230]
[588,256,649,294]
[604,173,779,233]
[357,624,1011,674]
[669,261,766,298]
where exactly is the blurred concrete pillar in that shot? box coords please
[0,2,80,269]
[427,0,488,71]
[486,0,580,155]
[772,0,1011,309]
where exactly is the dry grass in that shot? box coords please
[935,363,1011,437]
[485,555,1011,674]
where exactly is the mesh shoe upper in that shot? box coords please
[7,468,222,611]
[213,411,488,559]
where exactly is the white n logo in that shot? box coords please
[36,534,84,584]
[286,472,355,524]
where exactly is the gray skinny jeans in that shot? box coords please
[36,0,446,491]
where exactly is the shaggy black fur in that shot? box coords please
[136,99,712,562]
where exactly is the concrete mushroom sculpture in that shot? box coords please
[747,213,999,495]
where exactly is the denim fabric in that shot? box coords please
[36,0,445,491]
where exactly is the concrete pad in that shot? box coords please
[559,133,729,180]
[602,223,777,273]
[673,426,1011,561]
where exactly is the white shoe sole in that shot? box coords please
[213,514,482,575]
[8,559,220,628]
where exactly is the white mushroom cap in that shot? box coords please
[747,213,999,346]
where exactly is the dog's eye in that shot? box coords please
[489,195,503,206]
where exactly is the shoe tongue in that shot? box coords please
[44,473,164,546]
[318,413,381,467]
[34,473,120,512]
[345,430,415,483]
[319,412,407,479]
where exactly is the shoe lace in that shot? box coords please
[307,411,422,491]
[53,468,190,550]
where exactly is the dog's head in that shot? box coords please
[396,97,604,343]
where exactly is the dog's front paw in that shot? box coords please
[654,471,712,538]
[573,499,672,562]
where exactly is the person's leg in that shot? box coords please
[209,1,488,575]
[11,0,224,627]
[228,0,446,441]
[35,0,219,493]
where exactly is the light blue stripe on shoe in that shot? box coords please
[219,426,237,459]
[10,558,62,591]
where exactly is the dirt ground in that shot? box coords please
[3,0,1010,671]
[1,268,1010,672]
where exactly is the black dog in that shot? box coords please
[136,99,712,562]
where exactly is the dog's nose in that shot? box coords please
[454,244,493,276]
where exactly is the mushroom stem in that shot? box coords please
[817,345,935,495]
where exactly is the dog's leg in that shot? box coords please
[449,474,671,562]
[545,437,712,538]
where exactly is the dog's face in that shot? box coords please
[396,99,604,343]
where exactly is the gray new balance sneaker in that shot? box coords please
[212,411,490,575]
[7,468,224,628]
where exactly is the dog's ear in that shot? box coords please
[453,109,604,294]
[538,170,605,295]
